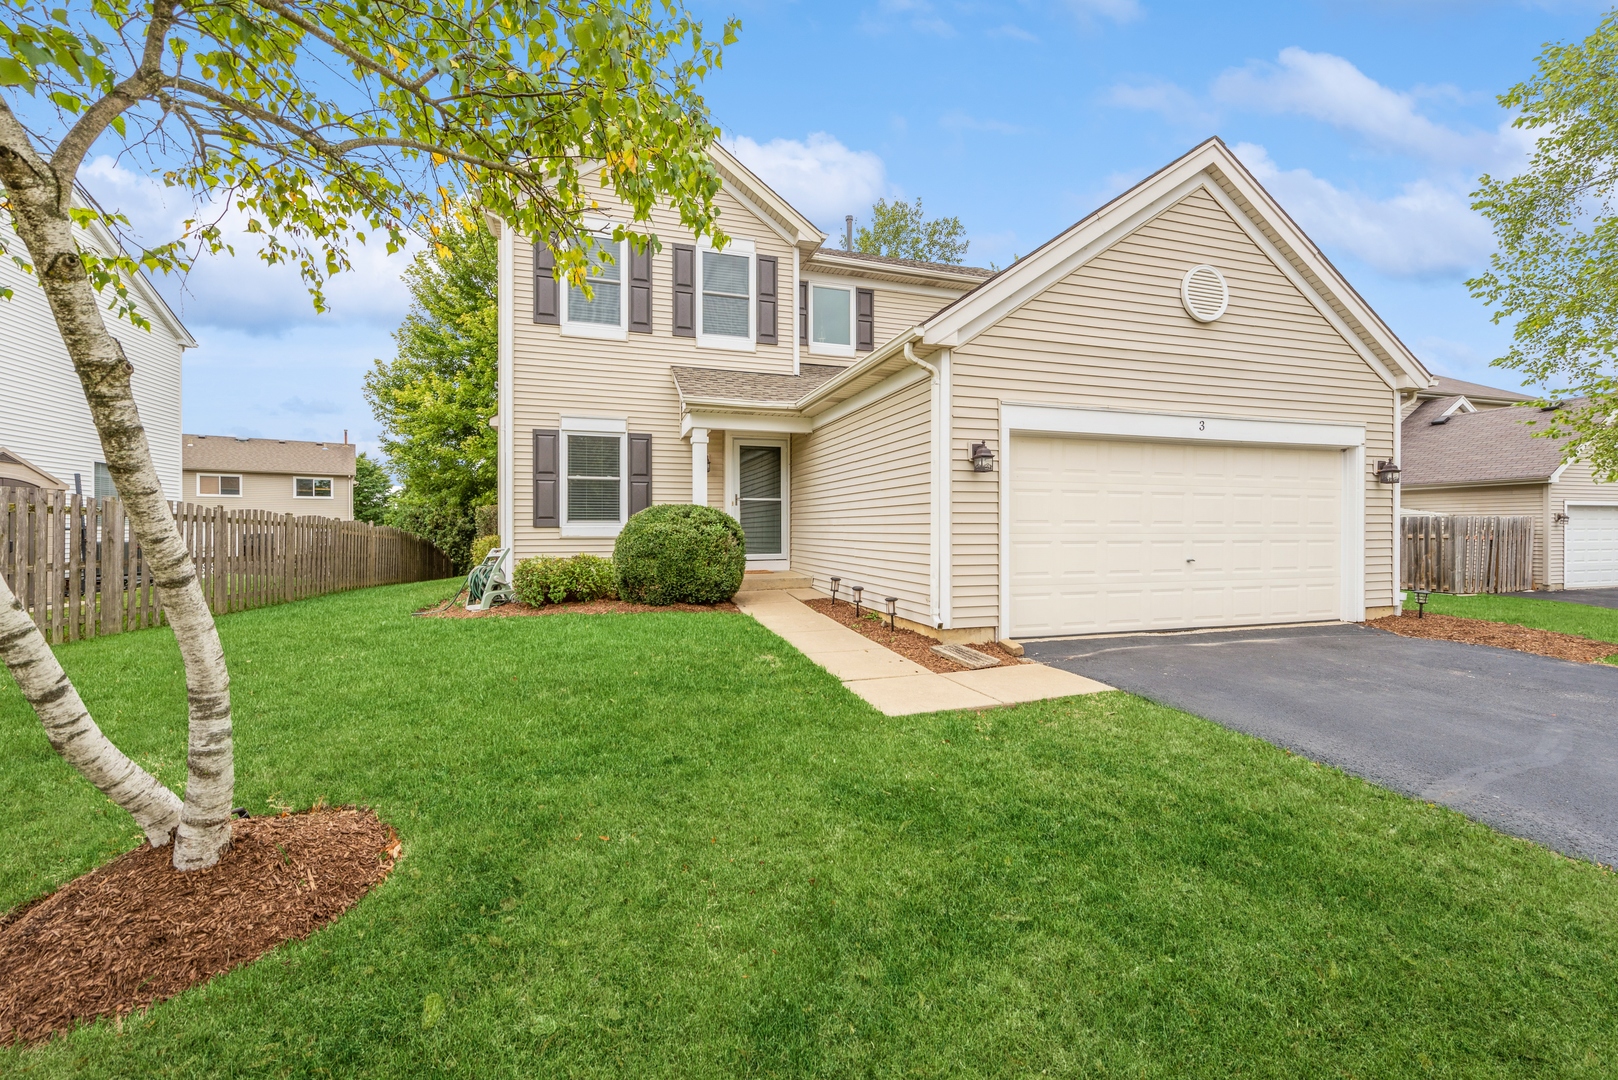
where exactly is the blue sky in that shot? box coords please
[82,0,1610,454]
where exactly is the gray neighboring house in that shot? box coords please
[1401,379,1617,590]
[183,434,356,520]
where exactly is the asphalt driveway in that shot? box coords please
[1504,587,1618,611]
[1025,624,1618,866]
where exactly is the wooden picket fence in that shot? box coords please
[1401,513,1535,595]
[2,486,453,644]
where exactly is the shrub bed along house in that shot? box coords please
[511,553,618,605]
[613,504,745,605]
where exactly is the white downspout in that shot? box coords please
[906,340,944,628]
[792,247,801,376]
[496,219,515,564]
[1392,388,1402,608]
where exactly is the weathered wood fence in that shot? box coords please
[2,487,453,643]
[1401,513,1535,595]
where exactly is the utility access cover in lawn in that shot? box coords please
[1026,623,1618,867]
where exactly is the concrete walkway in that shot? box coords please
[735,590,1110,716]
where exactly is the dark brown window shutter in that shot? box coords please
[856,288,875,352]
[532,429,559,527]
[799,280,808,345]
[533,242,559,325]
[672,244,696,337]
[756,255,778,345]
[628,433,652,515]
[628,244,653,333]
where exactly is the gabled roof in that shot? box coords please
[183,434,356,477]
[1417,375,1532,406]
[75,184,197,350]
[1401,399,1569,486]
[807,248,992,289]
[708,143,826,252]
[0,447,67,491]
[915,137,1432,391]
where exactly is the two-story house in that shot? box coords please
[182,434,357,520]
[493,138,1433,642]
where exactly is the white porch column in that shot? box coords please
[689,427,710,506]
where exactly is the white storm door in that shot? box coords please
[1009,436,1343,637]
[727,438,789,563]
[1565,505,1618,588]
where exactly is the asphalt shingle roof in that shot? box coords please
[809,248,995,278]
[1400,399,1568,486]
[670,364,845,405]
[183,435,357,477]
[1421,375,1533,404]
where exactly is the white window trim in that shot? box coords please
[197,473,244,498]
[696,237,756,352]
[806,279,856,358]
[559,232,629,341]
[724,433,790,568]
[560,416,630,537]
[293,476,336,499]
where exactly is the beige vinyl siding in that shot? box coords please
[948,187,1398,628]
[790,379,933,624]
[183,470,354,519]
[1402,484,1548,587]
[1549,460,1618,588]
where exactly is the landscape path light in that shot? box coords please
[829,576,841,604]
[1413,589,1430,618]
[852,585,864,617]
[885,597,898,631]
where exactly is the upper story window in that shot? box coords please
[561,234,627,339]
[696,239,755,350]
[295,477,334,498]
[197,473,241,497]
[809,283,855,358]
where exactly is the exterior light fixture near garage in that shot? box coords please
[970,442,996,472]
[1375,460,1402,484]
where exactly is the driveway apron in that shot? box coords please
[1025,624,1618,866]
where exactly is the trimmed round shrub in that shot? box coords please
[512,553,618,606]
[613,504,745,605]
[469,534,500,566]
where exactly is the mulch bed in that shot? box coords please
[804,597,1025,673]
[418,598,739,618]
[1366,611,1618,664]
[0,807,398,1047]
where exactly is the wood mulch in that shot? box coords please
[418,598,739,618]
[0,807,398,1047]
[804,597,1025,673]
[1366,611,1618,664]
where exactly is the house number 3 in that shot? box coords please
[1198,420,1206,430]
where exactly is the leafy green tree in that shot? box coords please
[352,452,393,526]
[366,213,495,569]
[1469,11,1618,479]
[0,0,736,869]
[853,197,969,264]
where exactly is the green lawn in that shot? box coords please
[1404,591,1618,655]
[5,582,1618,1077]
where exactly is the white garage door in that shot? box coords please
[1565,505,1618,588]
[1010,436,1344,637]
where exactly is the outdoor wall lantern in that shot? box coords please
[1554,512,1570,525]
[1413,588,1431,618]
[852,585,864,617]
[829,576,842,604]
[885,596,899,631]
[1374,460,1402,484]
[970,442,996,472]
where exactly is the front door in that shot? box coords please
[727,437,788,566]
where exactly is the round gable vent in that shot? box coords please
[1181,264,1229,323]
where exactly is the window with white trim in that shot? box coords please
[561,234,627,338]
[559,419,629,536]
[197,473,242,497]
[809,282,856,357]
[294,477,334,498]
[696,239,755,349]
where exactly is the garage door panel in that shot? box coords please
[1566,505,1618,588]
[1010,436,1343,637]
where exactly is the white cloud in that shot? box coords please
[939,111,1027,136]
[1105,79,1218,129]
[861,0,956,37]
[724,132,890,229]
[1213,48,1530,170]
[79,155,415,337]
[1064,0,1142,23]
[990,23,1040,42]
[1232,142,1495,277]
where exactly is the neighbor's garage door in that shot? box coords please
[1565,505,1618,588]
[1010,436,1343,637]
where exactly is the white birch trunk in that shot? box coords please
[1,103,235,869]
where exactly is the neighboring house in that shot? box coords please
[493,138,1433,641]
[182,434,356,520]
[0,446,68,492]
[0,193,193,500]
[1400,374,1531,419]
[1401,386,1617,590]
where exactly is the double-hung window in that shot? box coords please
[560,418,628,536]
[809,282,856,358]
[294,477,333,498]
[561,234,627,339]
[696,239,755,350]
[197,473,241,497]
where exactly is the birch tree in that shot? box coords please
[0,0,734,869]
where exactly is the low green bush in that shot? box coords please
[613,504,745,605]
[512,553,618,606]
[469,534,500,565]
